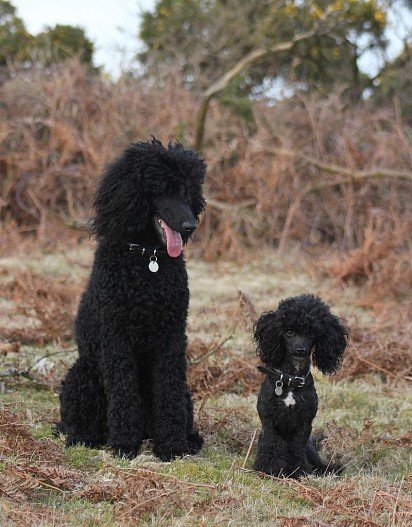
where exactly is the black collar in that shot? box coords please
[257,365,311,389]
[127,242,168,256]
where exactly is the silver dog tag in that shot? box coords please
[149,252,159,273]
[275,380,283,396]
[149,260,159,273]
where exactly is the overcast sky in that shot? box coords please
[13,1,155,75]
[12,1,412,79]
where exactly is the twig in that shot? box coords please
[188,335,233,365]
[206,197,256,212]
[367,490,378,519]
[354,353,397,379]
[242,428,258,468]
[223,459,237,484]
[37,480,65,493]
[391,478,404,527]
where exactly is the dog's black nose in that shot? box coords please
[182,220,197,232]
[294,348,308,355]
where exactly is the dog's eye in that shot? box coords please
[285,331,294,337]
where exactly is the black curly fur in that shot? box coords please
[253,294,348,478]
[58,139,206,461]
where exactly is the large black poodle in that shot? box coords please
[253,294,348,478]
[59,139,206,461]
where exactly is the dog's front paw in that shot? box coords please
[253,458,285,477]
[153,442,190,462]
[287,463,312,479]
[187,431,204,455]
[112,445,140,459]
[66,437,105,449]
[256,465,284,477]
[65,436,103,449]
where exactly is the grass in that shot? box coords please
[0,244,411,526]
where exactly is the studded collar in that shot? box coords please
[257,364,311,389]
[127,242,168,256]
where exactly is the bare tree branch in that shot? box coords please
[260,148,412,182]
[206,148,412,217]
[193,10,338,151]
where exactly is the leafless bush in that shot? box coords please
[0,59,410,263]
[0,266,83,345]
[322,210,412,302]
[187,338,260,400]
[336,323,412,382]
[202,92,411,256]
[0,60,197,250]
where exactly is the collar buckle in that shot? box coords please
[128,242,166,256]
[295,376,306,388]
[257,365,309,389]
[129,243,143,253]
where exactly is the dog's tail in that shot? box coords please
[306,432,343,476]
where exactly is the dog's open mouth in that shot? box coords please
[154,215,183,258]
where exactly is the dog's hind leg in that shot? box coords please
[59,357,108,448]
[305,436,342,476]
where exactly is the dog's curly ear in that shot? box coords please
[253,311,284,366]
[191,185,206,222]
[186,155,206,221]
[90,153,149,241]
[312,315,348,375]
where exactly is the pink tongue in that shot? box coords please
[159,219,183,257]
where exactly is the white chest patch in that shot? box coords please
[283,391,296,407]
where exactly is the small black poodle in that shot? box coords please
[253,294,348,478]
[59,139,206,460]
